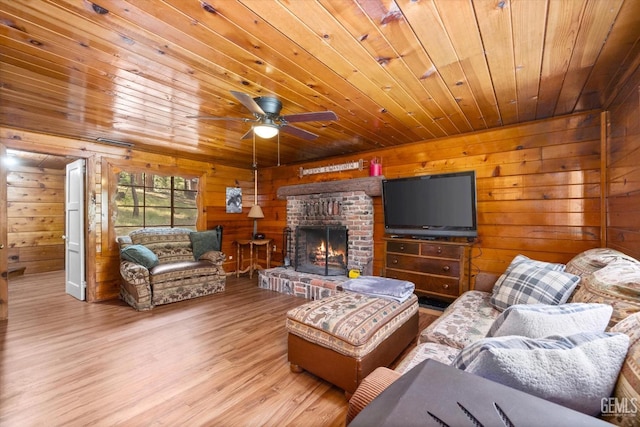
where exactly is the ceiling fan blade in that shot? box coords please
[281,111,338,123]
[187,115,247,122]
[230,90,265,116]
[280,124,318,140]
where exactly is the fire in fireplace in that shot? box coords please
[295,225,348,276]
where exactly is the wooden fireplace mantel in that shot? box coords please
[276,175,385,199]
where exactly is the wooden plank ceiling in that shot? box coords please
[1,0,639,169]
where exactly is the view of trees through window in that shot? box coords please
[114,171,198,235]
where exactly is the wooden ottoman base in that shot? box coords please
[288,310,419,395]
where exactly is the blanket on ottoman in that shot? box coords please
[340,276,415,303]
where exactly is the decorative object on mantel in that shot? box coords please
[369,157,382,176]
[277,175,386,199]
[298,159,365,177]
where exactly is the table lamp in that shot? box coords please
[248,203,264,238]
[248,168,264,238]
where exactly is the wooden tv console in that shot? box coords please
[383,237,473,301]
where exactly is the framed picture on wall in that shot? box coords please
[226,187,242,213]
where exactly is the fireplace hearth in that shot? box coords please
[295,225,348,276]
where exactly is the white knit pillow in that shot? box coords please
[453,332,629,416]
[487,303,613,338]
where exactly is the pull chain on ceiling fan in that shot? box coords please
[251,119,282,167]
[188,90,338,141]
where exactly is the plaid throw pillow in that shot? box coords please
[506,254,566,272]
[490,262,580,311]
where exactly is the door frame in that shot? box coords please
[0,143,8,320]
[0,145,97,318]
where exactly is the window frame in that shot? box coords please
[105,159,206,253]
[114,173,199,232]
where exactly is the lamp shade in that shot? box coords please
[248,204,264,219]
[253,124,278,139]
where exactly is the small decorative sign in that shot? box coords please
[299,159,364,177]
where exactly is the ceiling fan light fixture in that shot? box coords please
[253,124,279,139]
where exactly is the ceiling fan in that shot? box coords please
[188,91,338,140]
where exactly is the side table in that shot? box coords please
[235,239,272,278]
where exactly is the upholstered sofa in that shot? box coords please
[348,248,640,425]
[117,227,226,311]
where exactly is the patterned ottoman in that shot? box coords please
[286,292,419,396]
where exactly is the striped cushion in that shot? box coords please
[571,260,640,327]
[130,227,195,264]
[420,290,500,349]
[286,292,418,358]
[609,312,640,426]
[453,332,629,416]
[490,261,580,311]
[566,248,640,279]
[346,367,401,424]
[487,303,612,338]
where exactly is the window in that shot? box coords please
[114,171,199,236]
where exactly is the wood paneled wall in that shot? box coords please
[606,66,640,259]
[1,128,254,301]
[6,164,65,275]
[3,101,634,299]
[260,111,603,286]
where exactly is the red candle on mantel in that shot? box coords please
[370,158,382,176]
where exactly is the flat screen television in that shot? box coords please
[382,171,478,239]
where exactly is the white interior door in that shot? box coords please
[65,159,85,301]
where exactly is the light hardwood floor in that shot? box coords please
[1,271,437,426]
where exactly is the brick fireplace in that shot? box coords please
[258,176,383,300]
[287,191,374,276]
